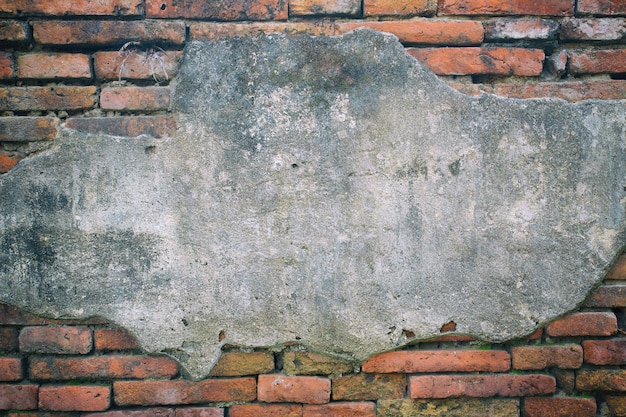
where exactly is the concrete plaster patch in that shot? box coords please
[0,30,625,379]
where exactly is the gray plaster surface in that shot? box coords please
[1,30,625,379]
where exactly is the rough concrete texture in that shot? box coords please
[1,30,625,379]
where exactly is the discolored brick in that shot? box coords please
[0,51,14,78]
[561,18,626,41]
[493,80,626,102]
[100,86,171,111]
[0,0,143,16]
[577,0,626,15]
[0,20,29,42]
[258,375,330,404]
[229,404,302,417]
[484,18,559,40]
[511,345,583,370]
[0,86,97,112]
[569,49,626,75]
[409,374,556,398]
[209,351,274,377]
[19,326,92,354]
[362,350,510,373]
[0,384,38,410]
[546,312,617,337]
[332,373,405,400]
[190,21,334,40]
[283,351,354,375]
[583,339,626,365]
[289,0,360,16]
[576,370,626,391]
[17,53,91,79]
[377,398,520,417]
[94,50,182,81]
[438,0,573,16]
[303,402,375,417]
[364,0,436,16]
[39,385,111,411]
[0,117,60,142]
[66,116,177,138]
[523,397,596,417]
[146,0,287,20]
[0,357,22,381]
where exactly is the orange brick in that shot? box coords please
[524,397,596,417]
[66,116,176,138]
[0,117,60,142]
[607,254,626,279]
[175,407,224,417]
[0,357,22,381]
[0,327,19,352]
[583,339,626,365]
[100,86,171,111]
[34,20,186,46]
[438,0,573,16]
[484,18,559,40]
[409,374,556,398]
[406,47,544,76]
[94,328,141,351]
[362,350,510,373]
[606,396,626,417]
[561,17,626,41]
[283,351,354,376]
[493,80,626,102]
[546,312,617,337]
[18,53,91,79]
[569,49,626,75]
[0,86,97,111]
[81,408,175,417]
[303,402,375,417]
[209,351,274,377]
[19,326,92,354]
[0,51,14,78]
[229,404,302,417]
[94,50,182,81]
[0,20,29,42]
[0,152,20,174]
[335,20,484,45]
[290,0,360,16]
[39,385,110,411]
[146,0,288,20]
[113,379,256,406]
[190,21,334,40]
[577,0,626,15]
[576,370,626,391]
[511,345,583,370]
[258,375,330,404]
[0,0,143,16]
[0,384,38,410]
[332,373,405,400]
[364,0,436,16]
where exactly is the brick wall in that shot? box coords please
[1,0,625,415]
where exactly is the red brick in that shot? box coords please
[282,351,354,375]
[94,328,141,351]
[606,396,626,417]
[100,86,171,111]
[66,116,177,138]
[583,338,626,365]
[362,350,510,373]
[175,407,224,417]
[17,53,92,79]
[0,51,14,79]
[608,254,626,279]
[546,312,617,337]
[0,327,19,352]
[406,47,544,76]
[0,117,60,142]
[523,397,596,417]
[289,0,360,16]
[113,378,256,406]
[494,80,626,102]
[585,284,626,307]
[438,0,573,16]
[190,21,334,40]
[0,0,143,16]
[511,345,582,370]
[30,355,178,380]
[83,408,175,417]
[336,20,484,45]
[19,326,92,354]
[484,19,559,40]
[576,369,626,391]
[229,404,302,417]
[303,402,375,417]
[0,86,97,111]
[258,375,330,404]
[0,384,38,410]
[332,373,405,400]
[146,0,288,20]
[364,0,436,16]
[0,20,29,42]
[561,17,626,41]
[39,385,110,412]
[0,152,20,174]
[94,50,182,82]
[577,0,626,15]
[34,20,186,46]
[409,374,556,398]
[209,351,274,377]
[0,357,22,381]
[569,49,626,75]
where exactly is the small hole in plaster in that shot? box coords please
[145,145,157,155]
[295,336,302,340]
[219,330,225,341]
[402,329,416,338]
[291,163,299,169]
[440,321,457,332]
[160,3,167,10]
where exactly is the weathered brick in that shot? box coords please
[146,0,288,20]
[523,397,596,417]
[19,326,92,354]
[336,20,484,45]
[364,0,436,16]
[0,20,29,42]
[512,345,582,370]
[561,18,626,41]
[34,20,186,46]
[39,385,111,412]
[484,18,559,40]
[175,407,224,417]
[283,351,354,376]
[229,404,302,417]
[585,284,626,307]
[331,373,405,400]
[0,0,143,16]
[94,50,182,81]
[17,53,92,79]
[303,402,375,417]
[84,408,175,417]
[606,396,626,417]
[258,375,330,404]
[208,351,274,377]
[100,86,171,111]
[94,328,141,351]
[0,357,22,381]
[493,80,626,102]
[426,334,476,342]
[66,116,177,138]
[190,21,334,40]
[583,338,626,365]
[0,86,97,111]
[377,398,520,417]
[289,0,360,16]
[7,413,78,417]
[438,0,573,16]
[569,49,626,75]
[409,374,556,398]
[0,327,18,352]
[555,369,576,395]
[607,254,626,279]
[0,152,20,173]
[406,47,544,76]
[577,0,626,15]
[0,117,60,142]
[0,303,106,326]
[30,355,179,380]
[0,384,38,410]
[362,350,510,373]
[113,378,256,406]
[546,312,618,337]
[576,370,626,391]
[0,51,14,78]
